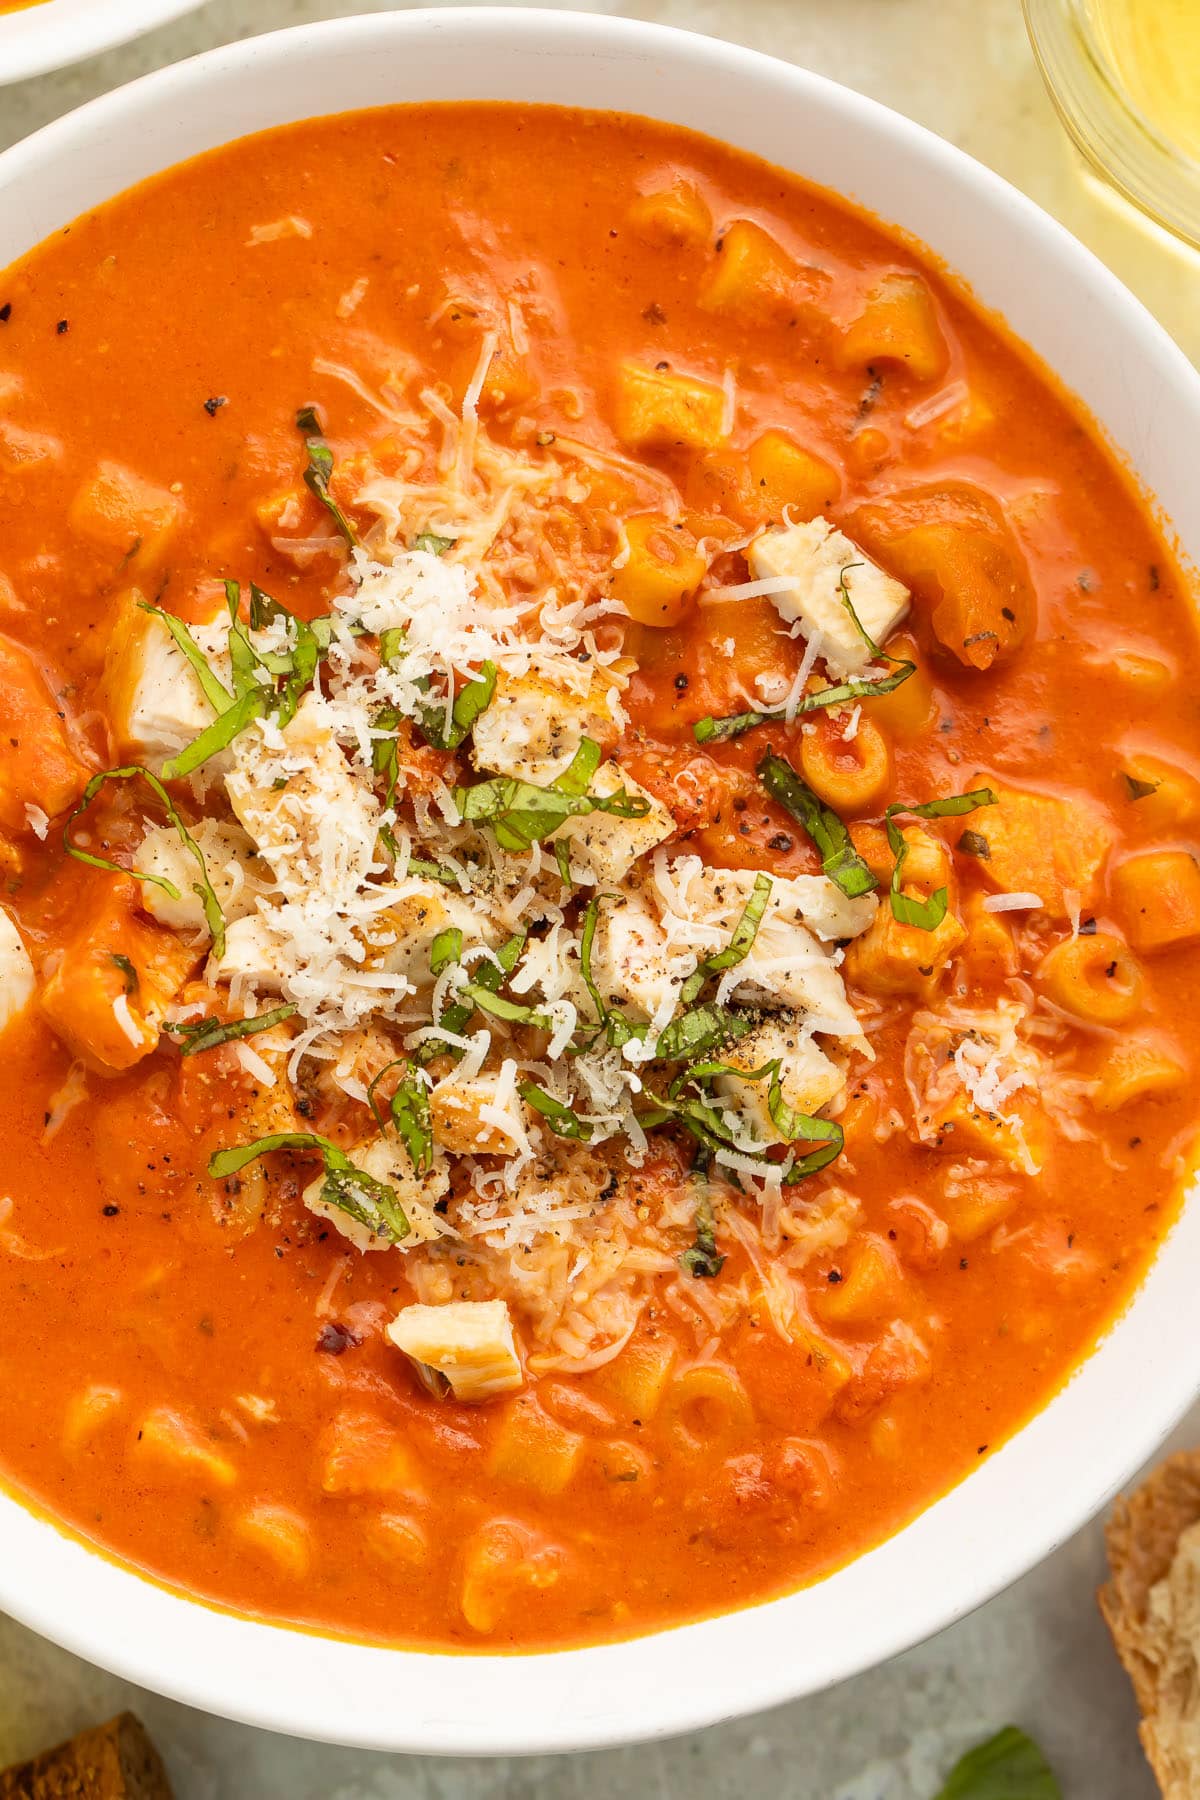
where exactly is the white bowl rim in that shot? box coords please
[1,6,1199,1756]
[0,0,204,88]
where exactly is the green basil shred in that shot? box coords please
[209,1132,409,1242]
[885,787,997,930]
[758,752,877,899]
[168,1002,297,1059]
[64,764,227,957]
[295,404,358,547]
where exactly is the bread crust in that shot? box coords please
[1100,1450,1200,1798]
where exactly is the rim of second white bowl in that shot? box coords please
[0,0,205,88]
[0,7,1199,1756]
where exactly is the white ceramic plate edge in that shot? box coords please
[0,0,204,88]
[0,8,1197,1755]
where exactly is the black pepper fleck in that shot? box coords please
[203,395,228,417]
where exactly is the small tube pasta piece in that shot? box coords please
[1037,931,1144,1025]
[1113,849,1200,954]
[319,1408,421,1496]
[388,1299,524,1402]
[661,1362,754,1456]
[134,1405,238,1488]
[62,1384,124,1456]
[1117,752,1200,830]
[613,361,727,452]
[68,460,181,572]
[610,514,707,627]
[628,179,712,247]
[594,1335,676,1421]
[817,1237,908,1326]
[799,713,892,812]
[487,1396,584,1495]
[459,1518,562,1635]
[837,272,949,382]
[1093,1037,1188,1111]
[746,429,840,523]
[234,1503,311,1580]
[365,1511,431,1569]
[699,218,800,315]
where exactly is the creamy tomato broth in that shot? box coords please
[0,104,1196,1650]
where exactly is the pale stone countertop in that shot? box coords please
[1,2,1198,1793]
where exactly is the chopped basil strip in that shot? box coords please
[454,739,649,854]
[429,927,463,977]
[168,1002,297,1059]
[366,1058,433,1174]
[758,751,877,898]
[694,564,916,742]
[555,839,573,886]
[767,1069,845,1180]
[64,764,227,957]
[933,1726,1061,1800]
[425,928,528,1050]
[419,660,496,751]
[110,953,138,995]
[655,1003,753,1064]
[378,626,406,668]
[694,653,915,744]
[681,1188,725,1279]
[518,1080,593,1141]
[138,602,231,713]
[412,531,456,556]
[161,686,268,781]
[579,894,607,1022]
[456,982,553,1029]
[209,1131,409,1242]
[406,857,459,887]
[296,405,358,547]
[885,787,997,931]
[679,872,772,1005]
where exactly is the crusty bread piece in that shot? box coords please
[0,1713,172,1799]
[1100,1449,1200,1798]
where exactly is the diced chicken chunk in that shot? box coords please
[39,877,201,1073]
[101,593,229,774]
[0,909,33,1035]
[387,1299,524,1402]
[302,1136,449,1252]
[589,861,869,1050]
[748,517,910,678]
[431,1067,532,1157]
[0,633,89,832]
[138,817,267,937]
[554,764,674,886]
[226,694,379,899]
[470,657,622,786]
[374,883,497,988]
[587,883,688,1022]
[210,912,289,990]
[715,1013,846,1144]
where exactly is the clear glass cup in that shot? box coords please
[1024,0,1200,248]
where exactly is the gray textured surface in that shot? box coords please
[1,1,1198,1792]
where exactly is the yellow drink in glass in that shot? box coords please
[1025,0,1200,246]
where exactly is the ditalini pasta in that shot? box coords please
[0,102,1196,1650]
